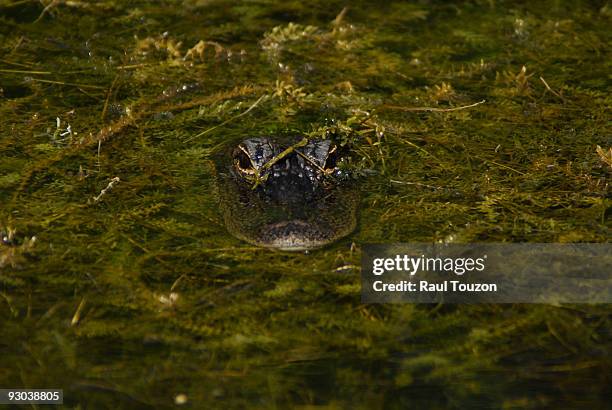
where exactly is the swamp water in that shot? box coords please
[0,1,610,408]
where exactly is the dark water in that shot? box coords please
[0,1,610,408]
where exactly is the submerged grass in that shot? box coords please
[0,0,610,408]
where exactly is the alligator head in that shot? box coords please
[215,136,358,250]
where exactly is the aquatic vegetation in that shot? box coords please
[0,226,36,270]
[0,0,609,408]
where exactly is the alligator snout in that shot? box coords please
[215,136,358,250]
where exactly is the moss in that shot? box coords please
[0,0,610,408]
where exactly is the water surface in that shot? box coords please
[0,1,610,408]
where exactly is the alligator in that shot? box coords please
[215,136,359,250]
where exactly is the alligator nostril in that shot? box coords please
[260,220,326,251]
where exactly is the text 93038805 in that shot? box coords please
[0,389,63,404]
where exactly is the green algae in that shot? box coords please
[0,0,610,408]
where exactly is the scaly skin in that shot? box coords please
[215,136,358,250]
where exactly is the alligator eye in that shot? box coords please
[233,146,256,175]
[323,145,340,171]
